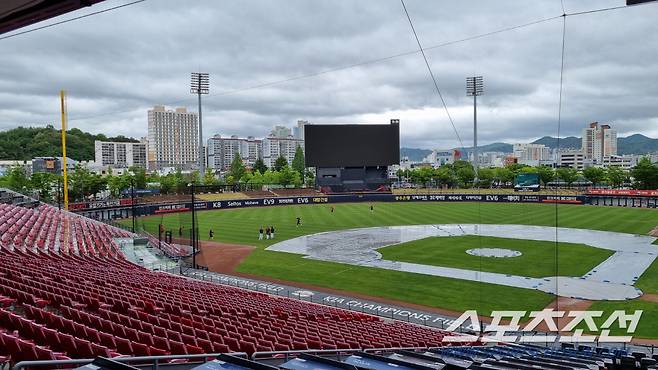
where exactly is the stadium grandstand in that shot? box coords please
[0,193,657,368]
[0,188,468,366]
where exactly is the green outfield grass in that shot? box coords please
[378,235,613,278]
[133,202,658,326]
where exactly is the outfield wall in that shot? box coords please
[72,193,590,220]
[139,193,587,216]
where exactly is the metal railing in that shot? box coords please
[251,346,434,363]
[12,347,442,370]
[12,353,247,370]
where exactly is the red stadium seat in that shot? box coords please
[0,202,455,362]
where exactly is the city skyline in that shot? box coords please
[1,1,658,149]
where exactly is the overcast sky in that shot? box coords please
[1,0,657,149]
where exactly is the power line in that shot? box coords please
[400,0,464,148]
[69,97,194,122]
[35,1,656,125]
[211,15,562,99]
[69,13,563,122]
[0,0,147,41]
[564,0,658,17]
[565,5,628,17]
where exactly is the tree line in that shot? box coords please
[0,125,138,161]
[0,146,313,202]
[396,158,658,189]
[1,148,655,203]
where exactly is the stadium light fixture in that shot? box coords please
[191,72,210,174]
[466,76,483,177]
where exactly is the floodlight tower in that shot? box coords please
[191,72,209,174]
[466,76,483,175]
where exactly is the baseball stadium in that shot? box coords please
[2,1,658,370]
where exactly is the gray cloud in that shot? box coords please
[1,0,657,149]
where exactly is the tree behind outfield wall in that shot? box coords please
[159,174,176,194]
[631,157,658,190]
[536,166,555,186]
[68,164,107,201]
[433,166,455,188]
[506,163,531,176]
[582,167,607,187]
[262,169,279,185]
[410,167,434,186]
[456,166,475,188]
[304,169,315,187]
[253,157,267,174]
[476,167,494,188]
[248,171,265,187]
[228,153,246,181]
[2,166,31,193]
[203,168,217,186]
[174,169,187,193]
[291,146,305,179]
[274,155,288,172]
[129,166,148,189]
[494,167,515,186]
[30,172,58,201]
[606,166,627,188]
[278,165,296,186]
[556,167,578,187]
[107,171,131,197]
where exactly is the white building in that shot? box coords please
[557,150,591,171]
[388,157,414,178]
[481,152,508,168]
[293,120,309,140]
[513,143,551,162]
[94,140,147,169]
[207,135,262,171]
[0,160,31,176]
[147,105,199,170]
[601,155,638,170]
[262,126,303,168]
[262,137,304,168]
[422,149,458,167]
[582,122,617,163]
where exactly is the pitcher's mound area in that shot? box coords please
[197,241,255,273]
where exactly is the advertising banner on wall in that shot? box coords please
[104,193,588,217]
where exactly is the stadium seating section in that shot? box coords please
[0,200,457,366]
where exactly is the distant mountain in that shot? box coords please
[400,147,432,162]
[532,136,581,149]
[618,134,658,155]
[458,142,513,157]
[401,133,658,161]
[532,134,658,155]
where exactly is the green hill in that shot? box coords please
[532,136,582,149]
[0,126,138,161]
